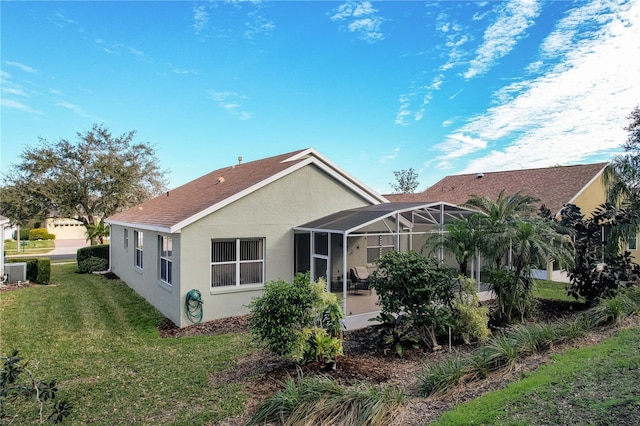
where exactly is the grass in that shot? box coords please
[0,263,255,425]
[4,239,55,255]
[432,327,640,425]
[533,279,578,302]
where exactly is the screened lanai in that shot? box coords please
[293,202,478,319]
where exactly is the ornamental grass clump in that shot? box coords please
[247,372,404,426]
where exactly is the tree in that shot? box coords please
[559,203,639,304]
[1,125,168,244]
[390,168,420,193]
[421,215,482,276]
[603,106,640,248]
[464,190,539,269]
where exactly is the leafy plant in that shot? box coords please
[77,257,109,274]
[0,349,73,424]
[248,273,345,367]
[369,312,419,357]
[370,251,456,351]
[452,276,490,344]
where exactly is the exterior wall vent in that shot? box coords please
[476,173,484,179]
[4,263,27,283]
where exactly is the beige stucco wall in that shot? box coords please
[111,164,376,328]
[570,172,607,219]
[45,218,87,240]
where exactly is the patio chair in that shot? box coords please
[349,267,371,294]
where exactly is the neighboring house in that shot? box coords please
[106,148,475,327]
[387,162,639,271]
[45,218,87,240]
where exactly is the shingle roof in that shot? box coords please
[385,163,609,215]
[106,148,386,232]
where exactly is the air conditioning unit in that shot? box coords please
[4,263,27,283]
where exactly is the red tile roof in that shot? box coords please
[385,163,609,215]
[107,148,386,232]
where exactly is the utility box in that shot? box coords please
[4,263,27,283]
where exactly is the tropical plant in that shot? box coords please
[422,215,482,276]
[452,276,490,344]
[464,190,539,269]
[84,219,110,245]
[370,251,456,351]
[558,203,639,303]
[369,312,419,357]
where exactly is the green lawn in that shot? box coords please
[432,327,640,425]
[0,263,255,425]
[533,279,579,302]
[4,239,55,255]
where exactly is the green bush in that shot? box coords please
[248,273,345,366]
[76,244,109,265]
[370,251,456,350]
[37,258,51,285]
[29,228,56,241]
[78,257,109,274]
[12,228,30,240]
[453,276,490,344]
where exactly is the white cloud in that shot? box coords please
[441,0,639,174]
[330,1,385,43]
[56,101,91,118]
[209,91,253,120]
[379,147,400,163]
[1,99,42,115]
[434,133,488,163]
[5,61,37,74]
[193,5,210,38]
[464,0,541,79]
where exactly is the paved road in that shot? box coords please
[6,239,90,261]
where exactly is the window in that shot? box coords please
[366,234,395,263]
[629,233,638,251]
[211,238,264,288]
[134,231,143,269]
[124,229,129,250]
[159,236,172,284]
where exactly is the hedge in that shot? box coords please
[6,258,51,285]
[29,228,56,241]
[77,244,109,274]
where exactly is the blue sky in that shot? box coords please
[1,0,639,194]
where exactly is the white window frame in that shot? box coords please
[124,228,129,250]
[211,238,264,288]
[159,235,172,284]
[134,230,143,269]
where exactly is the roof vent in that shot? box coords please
[238,156,243,165]
[476,173,484,179]
[216,176,225,185]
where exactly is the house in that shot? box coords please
[45,218,87,240]
[106,148,476,327]
[387,162,639,271]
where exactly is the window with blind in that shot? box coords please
[211,238,264,288]
[134,230,143,269]
[366,234,395,264]
[159,236,172,284]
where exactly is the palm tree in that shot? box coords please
[422,215,482,277]
[464,190,539,269]
[85,219,109,245]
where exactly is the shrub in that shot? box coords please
[369,312,419,357]
[77,257,109,274]
[370,251,456,351]
[248,273,345,366]
[452,276,490,344]
[13,228,30,241]
[36,258,51,285]
[29,228,56,241]
[76,244,109,265]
